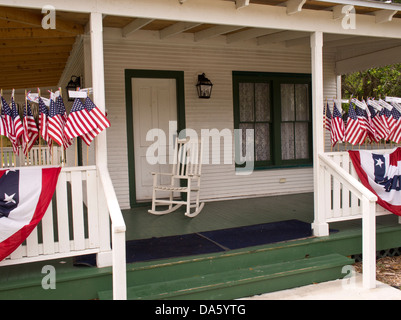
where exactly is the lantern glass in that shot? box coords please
[196,73,213,99]
[66,76,81,101]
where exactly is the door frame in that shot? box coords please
[125,69,186,207]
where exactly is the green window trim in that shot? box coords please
[233,71,313,170]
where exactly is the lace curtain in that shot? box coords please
[239,82,271,161]
[238,81,310,163]
[280,83,309,160]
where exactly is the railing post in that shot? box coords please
[362,196,376,289]
[312,161,329,236]
[112,227,127,300]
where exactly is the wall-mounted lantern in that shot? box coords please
[66,76,81,101]
[196,73,213,99]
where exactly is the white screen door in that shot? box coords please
[132,78,177,200]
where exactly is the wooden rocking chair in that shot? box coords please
[148,137,205,217]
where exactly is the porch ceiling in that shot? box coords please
[0,6,87,89]
[0,0,400,89]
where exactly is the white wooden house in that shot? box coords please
[0,0,401,300]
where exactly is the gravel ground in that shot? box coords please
[354,255,401,289]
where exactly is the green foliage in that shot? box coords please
[342,64,401,99]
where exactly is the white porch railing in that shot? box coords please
[317,151,380,289]
[1,146,64,167]
[0,164,126,300]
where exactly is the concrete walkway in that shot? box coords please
[242,273,401,300]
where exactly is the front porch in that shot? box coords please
[0,0,400,300]
[1,193,401,300]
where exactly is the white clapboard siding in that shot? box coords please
[78,29,339,208]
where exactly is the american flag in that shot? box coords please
[368,104,387,142]
[64,98,97,140]
[388,107,401,143]
[0,97,6,138]
[1,96,16,151]
[2,96,22,155]
[345,103,362,145]
[22,101,39,154]
[56,96,73,149]
[384,107,397,140]
[377,107,391,140]
[10,97,23,143]
[38,97,51,147]
[80,97,110,146]
[0,116,5,138]
[324,102,332,132]
[48,96,71,148]
[367,105,380,143]
[355,105,368,144]
[330,102,344,146]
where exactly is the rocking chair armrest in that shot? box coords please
[150,172,174,176]
[172,174,201,179]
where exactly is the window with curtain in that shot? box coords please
[233,71,312,169]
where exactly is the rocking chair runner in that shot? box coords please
[148,137,205,217]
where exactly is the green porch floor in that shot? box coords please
[1,192,401,300]
[123,192,400,241]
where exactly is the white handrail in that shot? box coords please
[318,152,377,289]
[98,166,127,300]
[319,153,377,202]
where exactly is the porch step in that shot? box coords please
[97,253,353,300]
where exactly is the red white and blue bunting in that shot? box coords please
[0,166,61,261]
[349,147,401,216]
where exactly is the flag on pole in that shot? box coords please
[55,96,72,149]
[0,166,61,261]
[364,107,377,144]
[80,97,110,146]
[48,95,72,149]
[10,97,23,145]
[349,148,401,216]
[330,102,344,147]
[324,102,332,132]
[38,97,51,147]
[84,97,110,132]
[382,107,393,140]
[355,105,368,144]
[1,96,19,155]
[388,107,401,143]
[64,98,97,140]
[48,97,64,147]
[22,101,39,154]
[0,98,6,138]
[368,104,387,142]
[344,103,362,145]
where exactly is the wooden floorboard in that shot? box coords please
[123,192,401,241]
[122,193,316,240]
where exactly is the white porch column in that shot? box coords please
[310,31,329,237]
[90,12,107,167]
[90,12,111,264]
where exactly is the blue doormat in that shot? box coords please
[199,219,313,250]
[74,219,327,266]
